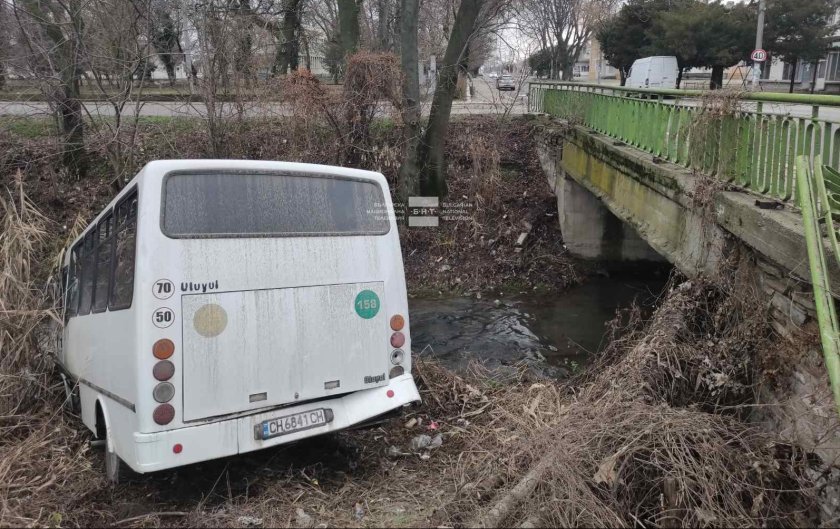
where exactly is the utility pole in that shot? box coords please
[751,0,766,89]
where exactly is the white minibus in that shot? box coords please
[58,160,420,483]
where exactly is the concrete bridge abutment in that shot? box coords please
[548,164,666,264]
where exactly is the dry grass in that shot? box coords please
[0,175,103,528]
[0,171,53,417]
[400,263,819,528]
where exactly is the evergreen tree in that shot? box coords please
[764,0,837,93]
[649,1,755,89]
[151,10,180,86]
[596,0,687,86]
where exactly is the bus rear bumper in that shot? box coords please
[131,374,420,473]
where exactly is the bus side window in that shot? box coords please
[78,231,96,316]
[110,189,137,310]
[91,211,114,313]
[67,242,82,319]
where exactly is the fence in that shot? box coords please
[796,155,840,418]
[529,81,840,205]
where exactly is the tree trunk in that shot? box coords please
[559,53,574,81]
[302,29,312,70]
[811,61,818,94]
[378,0,391,51]
[789,60,797,94]
[455,70,468,99]
[710,65,724,90]
[619,68,626,86]
[676,67,683,89]
[17,0,87,177]
[59,60,86,178]
[338,0,361,57]
[413,0,483,198]
[397,0,421,198]
[275,0,303,74]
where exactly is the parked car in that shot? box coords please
[496,74,516,91]
[625,56,678,89]
[487,72,499,79]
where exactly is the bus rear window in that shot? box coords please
[162,172,390,237]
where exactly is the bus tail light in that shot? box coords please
[390,314,405,331]
[153,339,175,359]
[153,382,175,403]
[153,404,175,425]
[390,332,405,348]
[173,443,183,454]
[391,349,404,365]
[153,360,175,381]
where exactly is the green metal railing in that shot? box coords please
[796,155,840,418]
[530,82,840,417]
[529,82,840,205]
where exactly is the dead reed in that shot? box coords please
[412,266,818,528]
[0,174,103,527]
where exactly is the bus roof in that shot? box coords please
[136,160,386,185]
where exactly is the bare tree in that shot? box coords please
[402,0,509,197]
[183,0,280,156]
[521,0,614,80]
[397,0,419,197]
[273,0,305,74]
[337,0,361,56]
[81,0,159,184]
[0,1,9,89]
[11,0,87,177]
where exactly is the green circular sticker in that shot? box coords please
[354,290,380,319]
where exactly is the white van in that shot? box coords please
[625,56,679,89]
[58,160,420,483]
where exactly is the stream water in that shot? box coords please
[409,276,668,378]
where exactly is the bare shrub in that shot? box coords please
[280,69,345,161]
[343,51,402,166]
[0,175,101,527]
[684,89,746,190]
[279,52,402,166]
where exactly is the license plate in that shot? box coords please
[255,408,334,440]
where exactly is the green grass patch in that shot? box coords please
[0,116,56,138]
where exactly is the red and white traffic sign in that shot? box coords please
[751,49,767,62]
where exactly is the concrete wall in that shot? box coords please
[540,141,664,263]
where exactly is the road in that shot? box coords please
[0,78,527,118]
[7,80,840,122]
